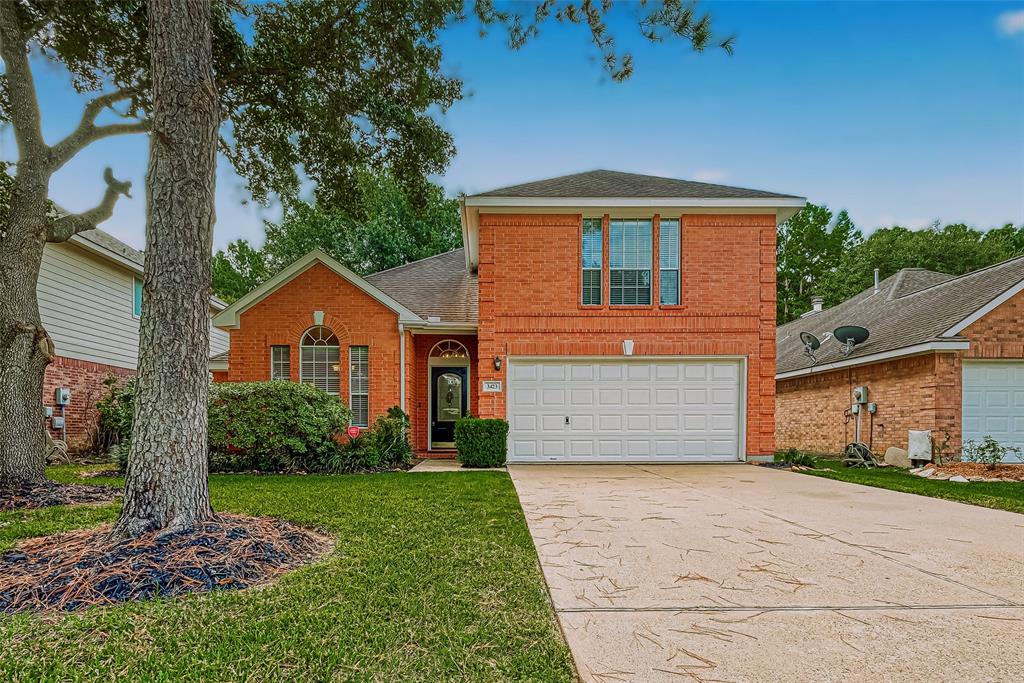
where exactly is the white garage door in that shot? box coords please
[507,358,743,463]
[963,361,1024,463]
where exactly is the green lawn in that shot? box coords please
[800,459,1024,514]
[0,466,576,682]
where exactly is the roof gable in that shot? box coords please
[212,250,422,329]
[777,256,1024,377]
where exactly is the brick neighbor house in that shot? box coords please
[776,257,1024,461]
[211,170,805,462]
[39,228,230,451]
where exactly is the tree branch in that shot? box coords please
[0,2,46,159]
[47,168,133,242]
[49,88,148,168]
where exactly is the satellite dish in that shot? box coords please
[799,331,820,351]
[834,325,869,356]
[799,330,834,364]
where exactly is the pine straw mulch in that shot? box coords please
[1,480,120,511]
[930,462,1024,481]
[0,514,334,613]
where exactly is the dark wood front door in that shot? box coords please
[431,366,468,446]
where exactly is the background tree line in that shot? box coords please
[777,204,1024,324]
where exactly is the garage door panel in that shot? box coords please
[508,358,742,463]
[963,361,1024,463]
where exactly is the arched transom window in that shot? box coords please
[429,340,469,359]
[300,326,340,395]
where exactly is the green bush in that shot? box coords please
[963,436,1022,470]
[207,382,351,472]
[455,417,509,468]
[774,447,816,468]
[326,406,413,473]
[95,375,136,452]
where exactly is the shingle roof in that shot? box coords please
[74,229,145,268]
[365,249,477,324]
[777,256,1024,375]
[469,169,801,200]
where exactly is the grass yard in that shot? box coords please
[0,466,576,682]
[801,459,1024,514]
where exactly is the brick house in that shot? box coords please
[776,257,1024,460]
[212,170,805,462]
[38,228,229,451]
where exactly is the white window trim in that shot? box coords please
[659,218,680,306]
[349,345,369,428]
[581,217,603,306]
[609,217,653,306]
[270,345,290,381]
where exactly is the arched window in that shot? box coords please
[300,326,340,395]
[429,340,469,359]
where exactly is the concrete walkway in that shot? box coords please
[508,464,1024,682]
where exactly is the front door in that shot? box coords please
[431,366,468,447]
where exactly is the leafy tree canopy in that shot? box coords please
[212,170,460,301]
[778,207,1024,324]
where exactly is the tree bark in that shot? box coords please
[112,0,218,538]
[0,2,55,485]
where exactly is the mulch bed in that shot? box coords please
[931,462,1024,481]
[0,514,333,613]
[1,480,120,511]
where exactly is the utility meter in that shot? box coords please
[852,386,868,404]
[54,387,71,405]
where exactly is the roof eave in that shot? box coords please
[941,278,1024,337]
[462,196,806,209]
[776,340,970,380]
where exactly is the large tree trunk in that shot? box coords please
[112,0,218,538]
[0,172,52,486]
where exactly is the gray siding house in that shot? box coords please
[39,228,229,450]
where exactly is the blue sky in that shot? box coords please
[4,1,1023,251]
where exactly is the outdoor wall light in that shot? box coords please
[493,356,502,371]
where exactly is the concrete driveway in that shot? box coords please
[508,464,1024,682]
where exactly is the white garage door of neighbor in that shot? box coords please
[963,361,1024,463]
[507,358,743,463]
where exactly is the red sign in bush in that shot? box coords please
[346,426,361,439]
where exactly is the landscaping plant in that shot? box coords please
[326,406,413,474]
[963,436,1022,471]
[774,447,816,468]
[454,417,509,468]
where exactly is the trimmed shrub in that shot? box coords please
[455,417,509,468]
[207,382,351,472]
[95,375,136,451]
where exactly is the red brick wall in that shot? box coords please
[775,352,961,456]
[219,262,403,425]
[962,288,1024,359]
[408,334,479,455]
[776,289,1024,456]
[43,356,134,452]
[475,213,778,457]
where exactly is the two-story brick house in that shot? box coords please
[211,170,805,462]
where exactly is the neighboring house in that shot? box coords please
[39,228,230,451]
[211,170,805,462]
[776,257,1024,461]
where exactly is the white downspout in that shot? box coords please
[398,322,406,412]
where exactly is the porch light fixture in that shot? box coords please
[493,356,502,371]
[622,339,634,356]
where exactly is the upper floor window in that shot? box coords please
[581,218,603,305]
[270,345,290,381]
[132,276,143,318]
[349,346,369,427]
[609,218,652,305]
[299,326,340,395]
[659,219,680,305]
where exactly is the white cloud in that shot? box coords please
[693,168,728,183]
[997,9,1024,36]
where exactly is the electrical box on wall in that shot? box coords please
[45,406,53,418]
[851,404,861,415]
[852,386,868,404]
[51,416,65,429]
[54,387,71,405]
[867,402,878,414]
